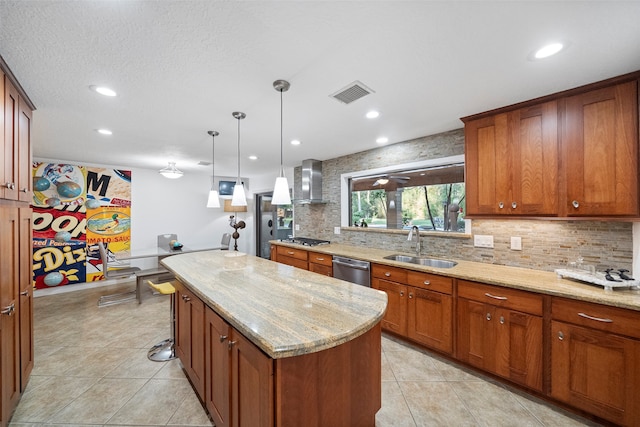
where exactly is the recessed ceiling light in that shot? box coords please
[248,155,258,160]
[96,129,112,135]
[290,139,301,146]
[533,42,564,59]
[90,85,117,97]
[376,137,388,144]
[366,110,380,119]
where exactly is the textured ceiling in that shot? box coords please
[1,1,639,180]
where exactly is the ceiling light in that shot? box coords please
[376,137,389,144]
[248,155,258,160]
[206,131,220,208]
[290,139,301,146]
[96,129,112,135]
[90,85,117,97]
[231,112,247,207]
[376,178,389,185]
[534,43,563,59]
[272,79,292,206]
[159,162,183,179]
[366,110,380,119]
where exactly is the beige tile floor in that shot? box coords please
[9,282,601,427]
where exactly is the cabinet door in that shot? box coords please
[17,99,31,202]
[2,78,19,200]
[0,207,20,423]
[18,207,33,389]
[551,320,639,425]
[510,101,558,215]
[563,81,638,216]
[175,282,205,398]
[372,278,407,336]
[407,288,452,354]
[205,307,230,427]
[494,308,543,391]
[456,298,494,371]
[308,262,332,277]
[230,330,274,427]
[465,113,511,215]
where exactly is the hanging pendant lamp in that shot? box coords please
[206,130,221,208]
[272,80,292,205]
[231,112,247,206]
[159,162,183,179]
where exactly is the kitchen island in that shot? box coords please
[161,250,388,427]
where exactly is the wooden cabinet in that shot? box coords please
[274,245,308,270]
[464,73,639,218]
[465,101,558,216]
[18,207,32,390]
[307,251,332,277]
[457,280,543,391]
[204,305,231,427]
[16,99,31,203]
[563,81,638,216]
[175,281,205,398]
[372,264,453,354]
[551,297,640,425]
[2,74,18,201]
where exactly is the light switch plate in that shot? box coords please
[295,224,300,231]
[474,234,494,248]
[334,227,341,235]
[511,236,522,251]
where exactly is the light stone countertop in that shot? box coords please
[161,250,388,359]
[273,241,640,312]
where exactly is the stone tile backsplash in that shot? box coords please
[292,128,633,272]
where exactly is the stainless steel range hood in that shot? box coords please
[296,159,326,204]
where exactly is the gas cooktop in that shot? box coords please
[279,237,330,247]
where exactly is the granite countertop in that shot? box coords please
[161,250,388,359]
[272,241,640,312]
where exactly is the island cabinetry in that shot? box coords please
[307,251,332,277]
[563,80,638,217]
[274,245,308,270]
[372,264,453,354]
[464,101,558,216]
[551,297,640,426]
[457,280,543,391]
[175,280,205,398]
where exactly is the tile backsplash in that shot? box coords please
[293,128,633,272]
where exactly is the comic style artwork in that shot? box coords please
[32,162,132,289]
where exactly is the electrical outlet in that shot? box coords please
[334,227,341,235]
[511,236,522,251]
[474,234,494,248]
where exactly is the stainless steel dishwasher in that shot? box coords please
[332,256,371,287]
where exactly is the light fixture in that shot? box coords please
[376,137,389,144]
[96,129,112,135]
[272,79,292,205]
[248,155,258,160]
[206,130,221,208]
[366,110,380,119]
[531,42,564,60]
[291,139,301,146]
[231,112,247,206]
[376,178,389,185]
[159,162,183,179]
[90,85,117,97]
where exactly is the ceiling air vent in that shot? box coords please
[330,80,374,105]
[197,161,211,166]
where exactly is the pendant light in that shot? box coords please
[231,112,247,206]
[206,130,221,208]
[159,162,183,179]
[272,79,292,205]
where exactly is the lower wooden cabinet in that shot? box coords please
[457,280,543,391]
[372,278,407,336]
[274,246,308,270]
[407,287,452,354]
[551,297,640,425]
[18,207,33,390]
[175,281,205,398]
[307,251,332,277]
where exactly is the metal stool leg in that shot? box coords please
[147,291,176,361]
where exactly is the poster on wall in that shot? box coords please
[32,162,132,289]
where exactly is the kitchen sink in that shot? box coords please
[383,254,458,268]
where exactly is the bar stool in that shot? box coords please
[146,280,177,361]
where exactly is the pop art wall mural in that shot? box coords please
[31,162,133,289]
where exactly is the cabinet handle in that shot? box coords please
[423,280,430,285]
[20,188,28,193]
[1,303,15,316]
[572,200,579,209]
[578,312,613,323]
[511,202,517,209]
[484,292,507,301]
[20,290,29,296]
[558,331,564,341]
[384,272,391,277]
[3,182,15,190]
[287,251,294,255]
[400,290,404,297]
[182,295,190,302]
[409,292,413,299]
[499,316,505,324]
[486,312,491,321]
[316,257,324,261]
[498,202,504,209]
[228,340,237,350]
[219,335,228,343]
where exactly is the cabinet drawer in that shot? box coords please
[308,251,332,266]
[309,263,332,277]
[552,297,640,339]
[372,264,407,283]
[276,245,308,261]
[458,280,543,315]
[278,255,308,270]
[407,271,452,294]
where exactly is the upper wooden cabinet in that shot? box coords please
[463,72,639,218]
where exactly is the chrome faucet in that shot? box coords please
[408,225,421,256]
